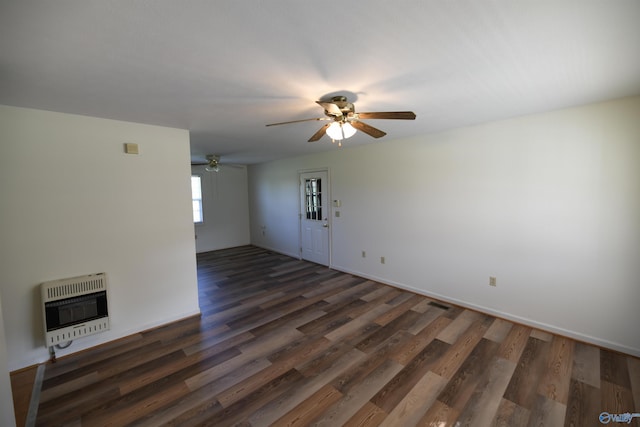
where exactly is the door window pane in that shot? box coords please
[305,178,322,220]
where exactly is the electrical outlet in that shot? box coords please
[489,276,497,287]
[362,251,366,258]
[380,256,385,264]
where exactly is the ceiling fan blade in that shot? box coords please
[350,120,387,138]
[356,111,416,120]
[308,123,330,142]
[266,117,328,127]
[316,101,343,117]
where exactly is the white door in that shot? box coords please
[300,171,329,266]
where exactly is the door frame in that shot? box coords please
[298,168,331,267]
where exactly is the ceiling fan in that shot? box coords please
[191,154,245,172]
[191,154,221,172]
[266,95,416,145]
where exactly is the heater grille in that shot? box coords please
[41,273,110,346]
[42,274,106,302]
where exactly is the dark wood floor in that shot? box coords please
[10,364,38,427]
[25,245,640,426]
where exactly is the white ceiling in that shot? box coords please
[2,1,640,165]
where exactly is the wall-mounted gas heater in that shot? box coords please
[41,273,110,347]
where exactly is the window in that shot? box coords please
[304,178,322,220]
[191,175,203,223]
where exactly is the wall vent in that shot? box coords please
[41,273,110,347]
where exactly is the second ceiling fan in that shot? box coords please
[266,96,416,144]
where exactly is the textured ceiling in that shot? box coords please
[1,1,640,164]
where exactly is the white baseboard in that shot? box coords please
[330,264,640,358]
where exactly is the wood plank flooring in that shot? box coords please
[29,245,640,426]
[10,364,39,427]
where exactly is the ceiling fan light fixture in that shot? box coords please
[326,122,357,141]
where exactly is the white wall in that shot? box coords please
[248,96,640,357]
[192,165,250,253]
[0,292,16,427]
[248,163,305,258]
[0,106,200,371]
